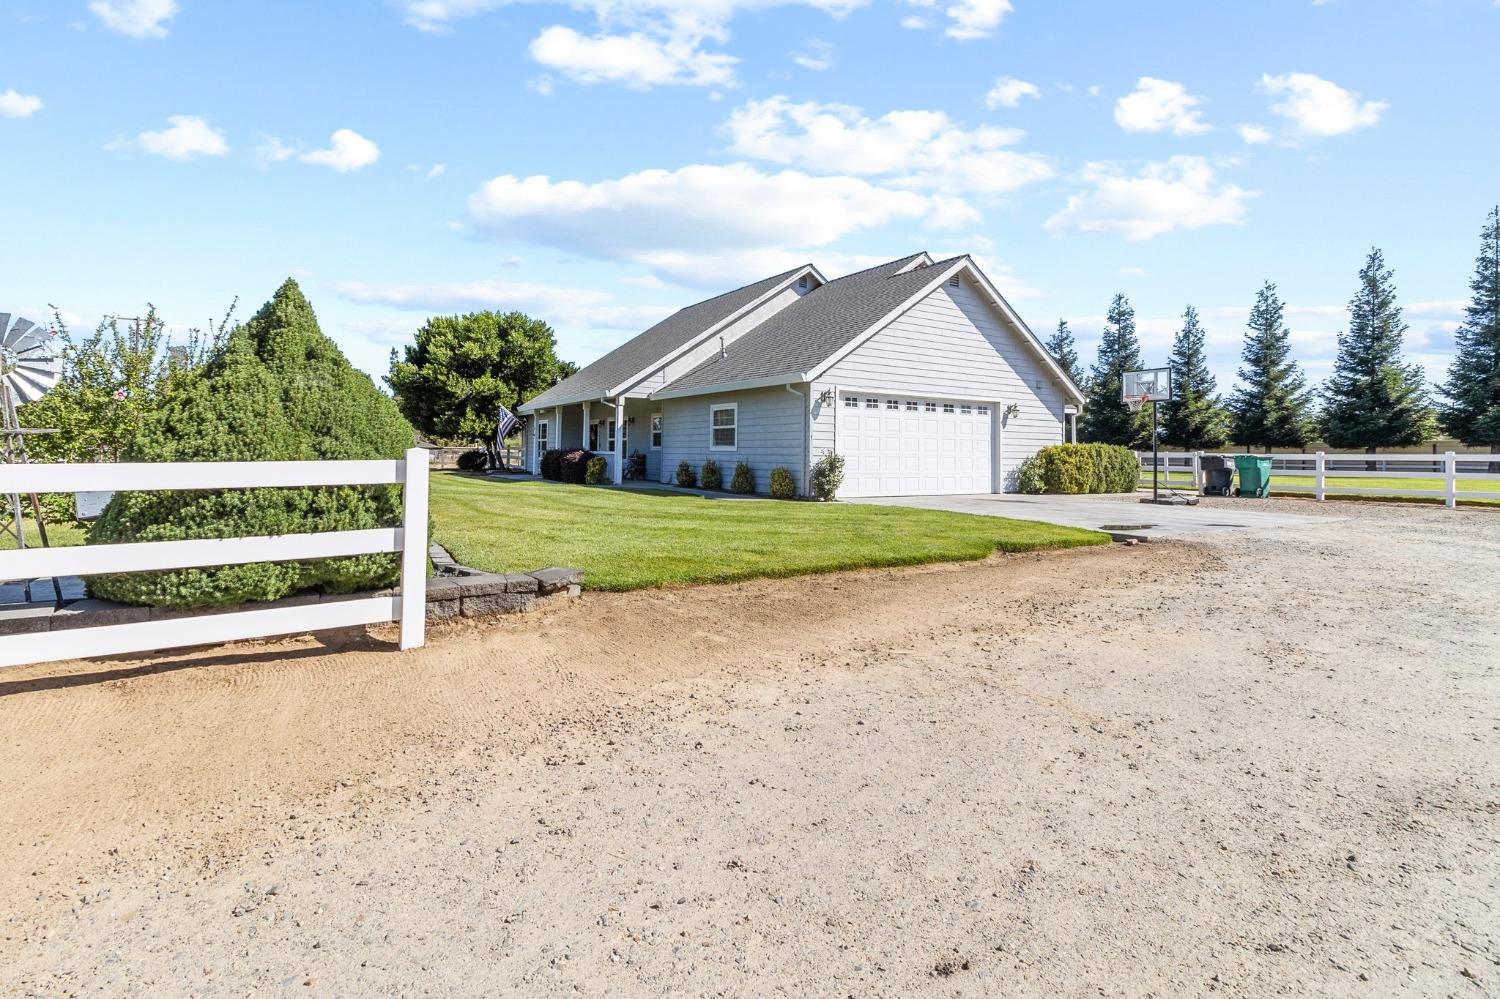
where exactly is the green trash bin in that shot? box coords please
[1233,454,1273,498]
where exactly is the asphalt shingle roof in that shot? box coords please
[658,253,960,395]
[523,265,808,410]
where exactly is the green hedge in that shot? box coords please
[1016,443,1138,495]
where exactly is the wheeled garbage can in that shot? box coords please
[1199,454,1234,496]
[1233,454,1273,498]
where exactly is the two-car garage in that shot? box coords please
[835,392,995,498]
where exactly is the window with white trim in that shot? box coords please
[650,413,663,448]
[535,420,548,463]
[977,405,990,415]
[905,400,917,411]
[607,419,616,452]
[960,404,972,415]
[865,397,879,409]
[924,401,937,412]
[843,395,858,408]
[885,399,899,410]
[710,403,737,450]
[943,403,955,414]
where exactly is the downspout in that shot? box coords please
[786,383,808,496]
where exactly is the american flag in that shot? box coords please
[495,403,519,449]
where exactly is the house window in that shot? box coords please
[924,401,936,412]
[710,403,737,450]
[865,397,879,409]
[905,400,917,411]
[607,419,616,452]
[886,399,899,410]
[960,404,972,415]
[943,403,955,414]
[843,395,859,408]
[650,413,663,449]
[535,420,548,464]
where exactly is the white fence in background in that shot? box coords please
[0,448,429,669]
[1136,451,1500,508]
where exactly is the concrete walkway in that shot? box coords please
[847,492,1336,539]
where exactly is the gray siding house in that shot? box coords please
[518,253,1084,498]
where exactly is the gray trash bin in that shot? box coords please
[1199,454,1234,496]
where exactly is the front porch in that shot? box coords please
[525,396,663,485]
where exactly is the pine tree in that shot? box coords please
[1321,248,1435,454]
[1229,282,1315,449]
[1080,293,1151,447]
[1162,305,1231,450]
[1044,319,1083,386]
[1438,206,1500,460]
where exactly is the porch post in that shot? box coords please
[555,405,564,449]
[582,400,591,451]
[613,398,626,485]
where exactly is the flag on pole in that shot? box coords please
[495,403,519,449]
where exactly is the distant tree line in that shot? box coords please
[1054,205,1500,456]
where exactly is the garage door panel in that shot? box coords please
[838,394,993,498]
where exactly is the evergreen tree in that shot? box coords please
[1044,319,1083,386]
[1321,248,1435,452]
[1162,305,1231,450]
[1080,293,1151,447]
[1438,206,1500,458]
[1229,282,1315,449]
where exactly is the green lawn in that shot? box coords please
[431,473,1109,590]
[0,519,87,550]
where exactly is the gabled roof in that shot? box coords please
[654,253,958,395]
[521,264,811,411]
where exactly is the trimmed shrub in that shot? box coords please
[540,448,564,481]
[1016,453,1046,495]
[729,461,755,494]
[456,449,488,472]
[584,455,606,484]
[700,458,722,490]
[676,461,697,488]
[1023,443,1138,495]
[808,451,845,501]
[558,449,595,484]
[769,466,796,499]
[88,279,416,609]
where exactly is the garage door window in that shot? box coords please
[843,395,858,408]
[710,403,737,450]
[942,403,955,414]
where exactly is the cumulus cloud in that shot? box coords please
[1114,77,1212,135]
[300,129,381,171]
[0,89,43,118]
[466,163,959,286]
[984,76,1040,110]
[723,96,1052,195]
[89,0,178,38]
[789,38,833,71]
[1253,72,1387,140]
[1044,156,1256,241]
[121,115,229,160]
[901,0,1012,39]
[1237,123,1273,145]
[528,26,737,88]
[252,134,297,167]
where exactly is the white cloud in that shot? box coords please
[126,115,229,160]
[300,129,381,171]
[723,96,1052,195]
[527,26,737,88]
[789,38,833,71]
[466,163,956,286]
[1237,123,1273,145]
[1114,77,1212,135]
[0,89,43,118]
[984,76,1039,109]
[88,0,178,38]
[899,14,927,28]
[1256,72,1386,139]
[252,134,296,167]
[336,278,670,331]
[901,0,1011,39]
[1044,156,1256,241]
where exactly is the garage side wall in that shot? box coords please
[661,386,807,494]
[810,278,1069,491]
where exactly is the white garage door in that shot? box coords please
[837,393,994,497]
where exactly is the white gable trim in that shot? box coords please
[603,263,826,399]
[894,252,935,274]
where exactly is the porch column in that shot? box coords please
[582,400,591,450]
[613,398,625,485]
[555,405,564,449]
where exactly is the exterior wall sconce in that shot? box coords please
[818,389,834,405]
[1005,403,1021,419]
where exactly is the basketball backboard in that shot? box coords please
[1122,367,1171,404]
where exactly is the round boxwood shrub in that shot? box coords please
[769,467,796,499]
[729,461,754,494]
[808,451,845,501]
[88,279,416,609]
[700,458,722,490]
[1022,443,1138,494]
[675,461,697,488]
[584,455,606,484]
[456,449,488,472]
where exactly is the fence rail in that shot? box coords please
[0,449,429,669]
[1136,450,1500,508]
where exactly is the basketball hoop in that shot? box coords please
[1125,392,1150,413]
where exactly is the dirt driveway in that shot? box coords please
[2,499,1496,996]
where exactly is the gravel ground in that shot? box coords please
[1,498,1496,996]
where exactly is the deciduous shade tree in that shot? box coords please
[1044,319,1083,387]
[1161,306,1231,450]
[386,311,572,462]
[1230,282,1315,449]
[1439,207,1500,457]
[89,279,416,608]
[1080,294,1151,448]
[1321,248,1435,452]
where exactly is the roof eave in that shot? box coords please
[650,372,812,401]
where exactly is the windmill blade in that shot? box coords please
[0,316,9,338]
[0,313,61,405]
[2,317,34,349]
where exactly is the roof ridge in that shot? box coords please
[816,252,928,286]
[672,263,810,310]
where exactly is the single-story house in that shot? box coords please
[517,252,1084,498]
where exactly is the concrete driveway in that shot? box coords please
[847,491,1335,539]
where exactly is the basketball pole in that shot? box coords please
[1151,397,1159,503]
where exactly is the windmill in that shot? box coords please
[0,313,62,553]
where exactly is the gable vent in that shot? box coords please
[948,275,961,288]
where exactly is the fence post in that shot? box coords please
[400,447,430,650]
[1315,451,1325,502]
[1445,451,1457,509]
[1192,451,1203,491]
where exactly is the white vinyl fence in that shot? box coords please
[1137,451,1500,508]
[0,448,429,669]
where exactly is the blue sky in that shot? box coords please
[4,0,1497,395]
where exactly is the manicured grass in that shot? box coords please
[0,519,87,550]
[431,473,1109,591]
